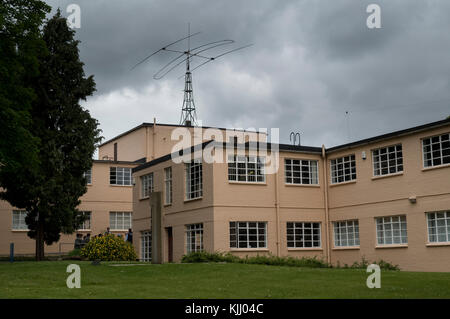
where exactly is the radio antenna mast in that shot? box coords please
[131,24,252,126]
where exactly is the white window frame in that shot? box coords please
[83,168,92,185]
[141,231,152,262]
[164,167,172,205]
[109,211,132,230]
[186,223,204,253]
[286,222,321,248]
[422,133,450,168]
[228,155,266,183]
[78,211,91,230]
[330,155,356,184]
[427,211,450,243]
[141,173,154,198]
[376,215,408,245]
[229,221,267,249]
[372,144,403,176]
[333,220,360,247]
[110,167,132,186]
[185,159,203,200]
[12,210,28,230]
[285,159,319,185]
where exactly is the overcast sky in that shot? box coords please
[45,0,450,149]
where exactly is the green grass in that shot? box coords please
[0,261,449,298]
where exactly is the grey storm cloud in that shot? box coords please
[45,0,450,148]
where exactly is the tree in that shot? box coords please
[1,10,102,260]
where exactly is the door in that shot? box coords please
[166,227,173,262]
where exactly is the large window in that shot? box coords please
[427,211,450,243]
[376,215,407,245]
[285,159,318,185]
[83,168,92,185]
[372,144,403,176]
[186,223,204,253]
[228,155,265,182]
[422,133,450,168]
[331,155,356,184]
[141,173,153,198]
[165,167,172,205]
[286,222,321,248]
[110,211,132,230]
[78,211,91,230]
[12,210,28,230]
[333,220,359,247]
[185,160,202,200]
[230,222,267,249]
[141,231,152,262]
[110,167,132,185]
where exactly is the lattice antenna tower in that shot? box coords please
[131,24,252,126]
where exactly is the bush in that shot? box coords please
[68,249,81,257]
[335,256,400,271]
[80,234,137,261]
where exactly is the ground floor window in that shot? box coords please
[110,211,132,230]
[333,220,359,247]
[186,223,204,253]
[12,210,28,230]
[141,231,152,262]
[287,222,321,248]
[427,211,450,243]
[376,215,407,245]
[230,222,267,248]
[78,211,91,230]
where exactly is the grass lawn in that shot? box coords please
[0,261,449,298]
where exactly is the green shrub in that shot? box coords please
[68,249,81,257]
[80,234,137,261]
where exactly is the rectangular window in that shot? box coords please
[372,144,403,176]
[376,215,407,245]
[286,222,321,248]
[230,222,267,249]
[110,211,132,230]
[186,223,204,253]
[12,210,28,230]
[141,231,152,262]
[110,167,132,185]
[285,159,318,185]
[228,155,265,182]
[83,168,92,185]
[422,133,450,168]
[141,173,153,198]
[427,211,450,243]
[334,220,359,247]
[78,211,91,230]
[165,167,172,205]
[331,155,356,184]
[185,160,202,200]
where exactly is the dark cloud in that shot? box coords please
[46,0,450,148]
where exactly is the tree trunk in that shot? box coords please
[35,217,45,261]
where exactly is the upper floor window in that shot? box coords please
[331,155,356,184]
[110,211,132,230]
[372,144,403,176]
[285,159,318,185]
[376,215,407,245]
[333,220,359,247]
[83,168,92,185]
[78,211,91,230]
[230,221,267,249]
[141,173,153,198]
[12,210,28,230]
[287,222,321,248]
[422,133,450,168]
[165,167,172,205]
[185,159,202,200]
[110,167,132,186]
[228,155,265,183]
[427,211,450,243]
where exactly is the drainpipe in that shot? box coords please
[274,152,281,257]
[152,117,156,160]
[322,145,331,265]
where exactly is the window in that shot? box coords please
[422,133,450,168]
[141,173,153,198]
[78,211,91,230]
[110,167,132,185]
[230,222,267,248]
[228,155,265,182]
[110,211,132,230]
[141,231,152,262]
[427,211,450,243]
[165,167,172,205]
[372,144,403,176]
[286,222,321,248]
[12,210,28,230]
[331,155,356,184]
[185,160,202,200]
[376,215,407,245]
[334,220,359,247]
[186,223,203,253]
[285,159,318,185]
[83,168,92,185]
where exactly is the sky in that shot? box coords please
[45,0,450,149]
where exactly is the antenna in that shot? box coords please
[131,24,253,126]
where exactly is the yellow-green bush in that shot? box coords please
[80,234,137,261]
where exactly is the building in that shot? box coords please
[132,118,450,272]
